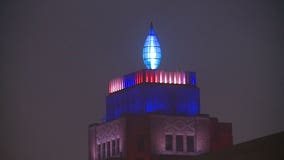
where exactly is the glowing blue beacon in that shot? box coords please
[143,22,162,69]
[106,23,200,121]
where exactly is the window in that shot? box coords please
[107,142,110,158]
[165,135,173,151]
[186,136,194,152]
[137,135,145,152]
[176,135,184,152]
[102,143,106,160]
[116,139,120,154]
[112,140,116,156]
[97,144,101,160]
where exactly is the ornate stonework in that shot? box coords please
[150,115,210,155]
[90,114,231,160]
[96,118,125,144]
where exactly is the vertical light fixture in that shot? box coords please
[142,22,162,69]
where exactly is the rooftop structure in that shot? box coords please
[89,23,233,160]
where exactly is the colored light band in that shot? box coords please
[108,70,196,94]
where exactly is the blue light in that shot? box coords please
[143,23,162,69]
[123,74,135,88]
[189,72,197,85]
[106,84,200,121]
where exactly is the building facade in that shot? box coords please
[89,24,233,160]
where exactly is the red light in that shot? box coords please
[109,70,191,93]
[169,72,172,84]
[139,72,142,83]
[150,71,154,83]
[178,72,181,84]
[182,72,186,84]
[146,71,149,82]
[159,71,163,83]
[135,72,139,84]
[155,71,158,83]
[173,72,177,84]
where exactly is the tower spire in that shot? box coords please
[149,21,155,35]
[142,22,162,69]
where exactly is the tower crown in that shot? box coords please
[142,22,162,69]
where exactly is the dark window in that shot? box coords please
[116,139,120,154]
[176,135,184,152]
[97,144,101,160]
[186,136,194,152]
[165,135,173,151]
[107,142,110,158]
[102,143,106,160]
[112,140,116,156]
[137,135,145,152]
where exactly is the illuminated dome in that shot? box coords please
[142,22,162,69]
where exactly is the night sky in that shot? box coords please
[1,0,284,160]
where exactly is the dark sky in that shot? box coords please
[1,0,284,160]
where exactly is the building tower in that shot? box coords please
[89,23,233,160]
